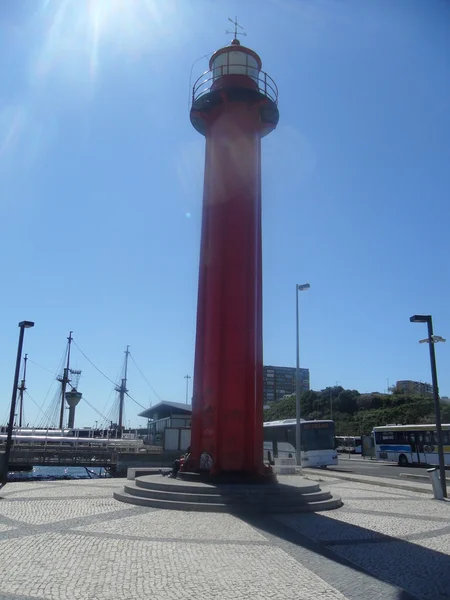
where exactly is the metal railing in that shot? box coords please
[192,65,278,106]
[2,441,163,468]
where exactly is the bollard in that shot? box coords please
[274,457,296,475]
[427,468,444,500]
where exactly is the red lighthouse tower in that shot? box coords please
[189,30,279,478]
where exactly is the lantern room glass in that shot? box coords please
[211,50,259,82]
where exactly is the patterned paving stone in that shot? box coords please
[0,497,131,525]
[278,478,450,600]
[331,541,449,600]
[0,532,348,600]
[1,481,118,499]
[278,507,450,543]
[75,509,268,542]
[0,477,448,600]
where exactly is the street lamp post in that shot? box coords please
[329,381,339,420]
[330,387,333,420]
[184,374,191,405]
[410,314,447,498]
[1,321,35,488]
[359,408,365,436]
[296,283,310,469]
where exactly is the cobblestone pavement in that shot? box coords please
[0,477,447,600]
[277,475,450,600]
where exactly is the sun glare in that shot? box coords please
[35,0,178,83]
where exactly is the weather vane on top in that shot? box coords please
[226,16,247,40]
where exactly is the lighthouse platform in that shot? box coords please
[114,471,342,514]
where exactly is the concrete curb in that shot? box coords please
[399,472,450,484]
[303,469,432,495]
[337,457,392,465]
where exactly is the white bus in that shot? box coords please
[263,419,338,468]
[373,424,450,467]
[335,435,362,454]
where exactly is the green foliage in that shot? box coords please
[263,394,296,422]
[263,388,448,436]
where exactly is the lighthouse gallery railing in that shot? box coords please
[192,64,279,106]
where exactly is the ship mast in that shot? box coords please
[17,354,28,428]
[57,331,73,429]
[116,345,130,432]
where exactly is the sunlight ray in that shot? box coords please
[34,0,179,85]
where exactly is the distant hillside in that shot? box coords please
[263,387,450,436]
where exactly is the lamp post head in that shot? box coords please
[419,336,446,344]
[410,315,430,324]
[297,283,311,291]
[18,321,34,329]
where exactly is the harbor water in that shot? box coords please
[8,466,111,481]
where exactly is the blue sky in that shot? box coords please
[1,0,449,429]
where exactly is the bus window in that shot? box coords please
[286,427,296,449]
[302,424,334,451]
[417,432,426,451]
[433,431,449,445]
[405,432,416,451]
[394,431,408,444]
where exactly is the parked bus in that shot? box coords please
[373,424,450,467]
[335,435,362,454]
[263,419,338,468]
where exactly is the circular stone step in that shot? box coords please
[114,473,342,514]
[178,471,277,485]
[134,474,321,495]
[124,483,332,505]
[113,489,342,514]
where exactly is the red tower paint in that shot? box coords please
[189,39,279,476]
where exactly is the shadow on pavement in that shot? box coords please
[241,510,450,600]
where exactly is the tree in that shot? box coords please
[308,411,323,421]
[263,387,450,434]
[335,390,358,414]
[263,394,295,421]
[301,390,318,416]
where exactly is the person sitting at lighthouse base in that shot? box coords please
[160,446,191,478]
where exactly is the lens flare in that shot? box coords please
[34,0,178,83]
[0,105,26,159]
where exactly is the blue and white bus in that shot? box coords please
[263,419,338,468]
[335,436,362,454]
[373,424,450,467]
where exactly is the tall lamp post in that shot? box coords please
[1,321,35,488]
[330,381,339,420]
[410,314,447,498]
[296,283,310,469]
[184,374,191,405]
